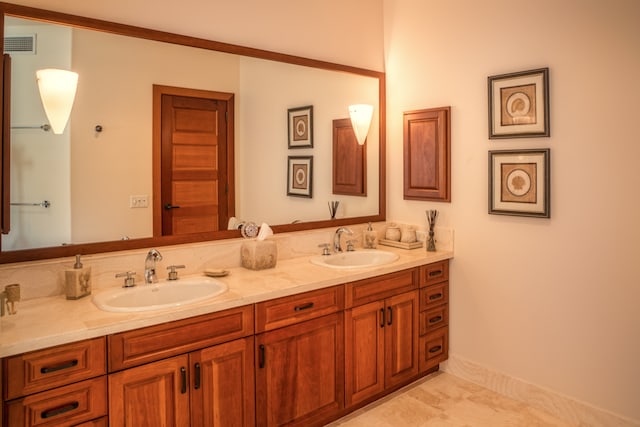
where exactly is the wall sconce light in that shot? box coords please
[36,68,78,135]
[348,104,373,145]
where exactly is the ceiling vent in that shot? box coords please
[4,35,36,54]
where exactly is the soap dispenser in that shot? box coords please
[363,222,378,249]
[65,255,92,300]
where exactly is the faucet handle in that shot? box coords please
[345,240,356,252]
[317,243,331,256]
[116,271,136,288]
[167,265,186,281]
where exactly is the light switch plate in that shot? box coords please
[129,195,148,208]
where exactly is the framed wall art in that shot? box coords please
[489,149,550,218]
[288,105,313,148]
[287,156,313,198]
[488,68,549,139]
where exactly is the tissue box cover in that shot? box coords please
[241,240,277,270]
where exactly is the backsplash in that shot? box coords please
[0,222,453,301]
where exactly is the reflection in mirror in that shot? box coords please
[0,3,385,263]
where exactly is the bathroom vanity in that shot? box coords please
[1,249,451,426]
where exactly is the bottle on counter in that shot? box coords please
[363,222,378,249]
[65,254,92,300]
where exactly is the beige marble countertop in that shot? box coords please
[0,247,452,358]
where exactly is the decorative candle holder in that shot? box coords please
[328,201,340,219]
[426,210,438,252]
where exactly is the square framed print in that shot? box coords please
[489,149,550,218]
[488,68,549,139]
[287,156,313,198]
[288,105,313,148]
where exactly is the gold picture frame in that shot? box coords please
[489,149,550,218]
[488,68,549,139]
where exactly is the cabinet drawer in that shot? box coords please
[419,327,448,373]
[419,304,449,335]
[255,286,344,332]
[108,305,253,371]
[3,337,106,400]
[4,376,107,427]
[419,282,448,311]
[346,268,417,308]
[419,260,449,287]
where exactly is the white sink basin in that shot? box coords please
[93,276,228,313]
[310,249,399,269]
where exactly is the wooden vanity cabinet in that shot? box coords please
[344,269,420,407]
[2,337,107,427]
[108,305,255,427]
[2,258,451,427]
[418,260,450,372]
[255,286,344,427]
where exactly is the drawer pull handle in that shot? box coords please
[428,270,443,277]
[428,345,442,353]
[380,308,385,328]
[429,315,443,324]
[180,367,187,394]
[259,344,266,368]
[294,302,314,311]
[41,401,79,419]
[387,307,393,326]
[429,293,443,301]
[40,359,78,374]
[194,362,201,390]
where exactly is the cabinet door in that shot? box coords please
[344,300,385,406]
[385,290,419,389]
[109,355,190,427]
[255,313,344,427]
[190,337,255,427]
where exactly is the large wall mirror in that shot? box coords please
[0,2,386,264]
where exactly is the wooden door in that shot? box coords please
[108,355,190,427]
[344,300,385,407]
[255,313,344,427]
[190,337,255,427]
[385,290,419,388]
[153,85,235,237]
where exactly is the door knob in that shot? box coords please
[164,204,181,210]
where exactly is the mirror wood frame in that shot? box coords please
[0,2,386,264]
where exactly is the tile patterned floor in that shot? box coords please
[327,372,575,427]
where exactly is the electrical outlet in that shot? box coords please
[130,195,148,208]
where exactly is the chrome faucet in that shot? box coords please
[333,227,353,253]
[144,249,163,284]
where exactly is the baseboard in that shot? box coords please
[442,355,639,427]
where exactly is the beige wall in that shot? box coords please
[384,0,640,422]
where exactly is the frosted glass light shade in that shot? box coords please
[348,104,373,145]
[36,69,78,134]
